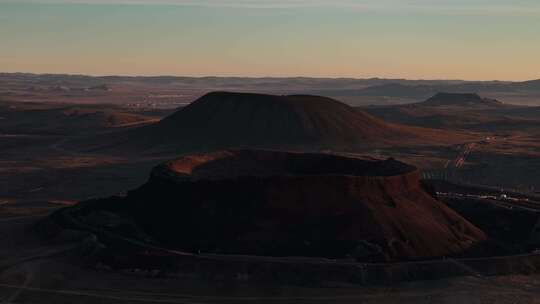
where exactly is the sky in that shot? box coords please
[0,0,539,81]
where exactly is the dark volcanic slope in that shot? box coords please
[111,92,468,153]
[63,150,487,261]
[146,92,406,149]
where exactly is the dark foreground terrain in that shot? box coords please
[3,185,540,303]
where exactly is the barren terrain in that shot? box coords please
[3,74,540,302]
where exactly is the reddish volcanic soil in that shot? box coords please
[63,150,487,262]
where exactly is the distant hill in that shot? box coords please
[151,92,404,147]
[362,92,540,132]
[418,93,503,107]
[87,84,111,91]
[105,92,467,154]
[515,79,540,91]
[356,83,436,98]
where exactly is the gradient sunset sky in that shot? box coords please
[1,0,539,81]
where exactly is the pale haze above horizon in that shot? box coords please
[1,0,539,81]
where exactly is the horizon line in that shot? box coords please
[2,71,537,83]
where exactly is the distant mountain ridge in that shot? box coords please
[2,73,539,107]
